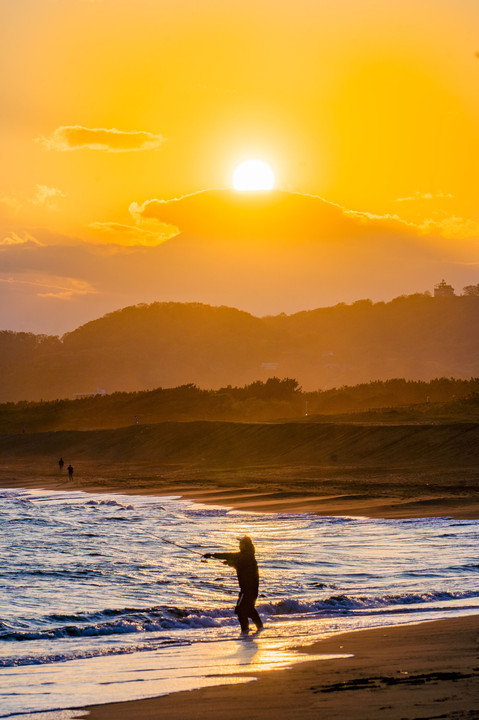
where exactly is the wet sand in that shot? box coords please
[1,459,478,519]
[84,615,479,720]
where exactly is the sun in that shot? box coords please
[232,159,275,191]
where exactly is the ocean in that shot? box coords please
[1,487,478,719]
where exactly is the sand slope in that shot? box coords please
[1,421,478,466]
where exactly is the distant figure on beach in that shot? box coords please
[67,464,74,479]
[58,458,64,471]
[203,535,263,634]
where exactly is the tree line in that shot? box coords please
[0,376,477,433]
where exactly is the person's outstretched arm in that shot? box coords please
[203,551,240,567]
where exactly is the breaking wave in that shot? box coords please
[2,588,477,653]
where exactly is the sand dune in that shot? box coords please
[1,420,478,466]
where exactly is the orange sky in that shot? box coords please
[1,0,478,333]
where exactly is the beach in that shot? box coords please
[1,421,478,719]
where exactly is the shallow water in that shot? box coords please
[1,487,478,718]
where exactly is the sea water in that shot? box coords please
[1,487,478,718]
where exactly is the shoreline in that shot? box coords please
[83,615,479,720]
[1,464,478,519]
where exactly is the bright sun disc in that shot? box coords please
[232,159,275,191]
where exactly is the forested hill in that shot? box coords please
[1,294,478,402]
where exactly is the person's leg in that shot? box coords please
[236,604,250,633]
[249,606,263,630]
[235,594,250,633]
[239,593,262,630]
[240,595,262,632]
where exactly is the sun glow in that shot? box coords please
[232,160,275,191]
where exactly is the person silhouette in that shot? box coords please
[58,458,64,471]
[203,535,263,634]
[67,464,74,479]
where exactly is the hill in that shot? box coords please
[1,294,478,402]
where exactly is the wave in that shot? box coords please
[85,499,135,510]
[2,589,477,647]
[258,589,479,616]
[0,605,237,644]
[0,637,186,668]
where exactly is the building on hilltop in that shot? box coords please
[434,279,455,297]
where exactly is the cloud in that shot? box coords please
[89,221,179,246]
[391,192,479,239]
[0,231,43,247]
[37,126,166,152]
[37,278,96,299]
[0,195,22,215]
[2,187,66,217]
[0,273,96,300]
[419,216,479,240]
[129,189,417,241]
[396,191,454,202]
[33,185,67,211]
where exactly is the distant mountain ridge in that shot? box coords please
[1,295,478,402]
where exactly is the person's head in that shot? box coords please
[238,535,255,554]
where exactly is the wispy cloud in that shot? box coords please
[2,187,66,215]
[33,185,67,211]
[0,195,22,215]
[395,191,454,203]
[0,274,96,300]
[89,221,179,246]
[37,126,166,152]
[0,232,43,247]
[392,192,479,238]
[419,216,479,239]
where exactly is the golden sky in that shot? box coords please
[1,0,478,333]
